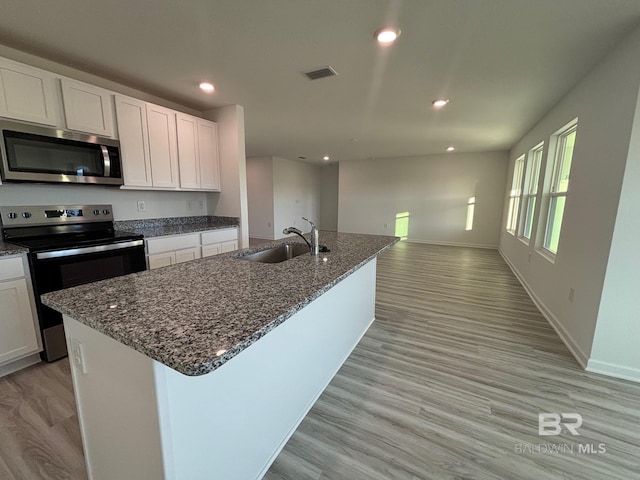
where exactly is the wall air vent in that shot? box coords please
[303,66,338,80]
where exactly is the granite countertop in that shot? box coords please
[0,241,28,257]
[114,215,239,238]
[41,231,398,376]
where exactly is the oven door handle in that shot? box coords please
[36,239,144,259]
[101,145,111,177]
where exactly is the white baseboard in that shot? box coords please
[0,352,41,378]
[406,238,498,249]
[586,359,640,383]
[498,249,589,369]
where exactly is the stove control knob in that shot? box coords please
[93,209,101,216]
[22,212,32,219]
[7,212,17,219]
[102,209,110,215]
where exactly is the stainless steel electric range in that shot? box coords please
[0,205,146,361]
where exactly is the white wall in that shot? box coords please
[338,152,508,247]
[246,157,275,239]
[499,25,640,371]
[273,157,321,238]
[202,105,249,248]
[319,163,339,231]
[588,84,640,381]
[0,183,207,220]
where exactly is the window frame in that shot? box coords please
[518,143,544,243]
[542,121,578,255]
[505,155,525,235]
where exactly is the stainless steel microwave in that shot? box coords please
[0,120,123,186]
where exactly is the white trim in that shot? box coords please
[406,238,498,249]
[498,248,588,368]
[586,359,640,383]
[0,353,41,378]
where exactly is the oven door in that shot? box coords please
[30,240,146,361]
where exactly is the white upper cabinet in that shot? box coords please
[60,78,115,137]
[115,95,153,187]
[176,113,220,191]
[176,113,200,189]
[198,119,221,191]
[0,58,58,126]
[146,103,179,188]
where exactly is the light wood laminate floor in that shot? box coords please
[1,242,639,479]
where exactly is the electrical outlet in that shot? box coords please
[569,288,575,303]
[137,200,146,212]
[267,221,271,227]
[198,200,204,210]
[384,223,388,229]
[187,200,193,211]
[528,252,532,262]
[70,338,87,374]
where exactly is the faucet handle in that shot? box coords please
[302,217,316,228]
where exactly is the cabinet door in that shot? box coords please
[115,95,152,187]
[220,240,238,253]
[60,78,115,137]
[0,59,58,126]
[0,278,39,364]
[175,247,201,264]
[201,243,221,258]
[148,252,176,270]
[198,119,221,191]
[176,114,200,189]
[146,104,179,188]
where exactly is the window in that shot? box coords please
[465,197,475,231]
[506,155,525,234]
[543,122,577,254]
[520,143,543,241]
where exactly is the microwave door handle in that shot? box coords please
[100,145,111,177]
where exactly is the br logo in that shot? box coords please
[538,413,582,436]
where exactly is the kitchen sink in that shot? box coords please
[236,243,309,263]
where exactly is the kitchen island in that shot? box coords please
[42,231,398,480]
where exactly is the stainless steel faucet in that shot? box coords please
[282,218,319,255]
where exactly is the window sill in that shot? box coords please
[537,247,556,264]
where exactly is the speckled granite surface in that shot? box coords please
[41,231,399,376]
[0,241,28,257]
[115,215,239,238]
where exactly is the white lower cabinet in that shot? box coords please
[146,228,238,269]
[201,228,238,257]
[0,256,40,368]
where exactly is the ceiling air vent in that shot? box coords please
[303,66,338,80]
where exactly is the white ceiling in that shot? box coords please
[1,0,640,163]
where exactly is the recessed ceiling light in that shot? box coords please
[374,27,401,45]
[199,82,215,93]
[323,155,330,161]
[432,98,449,109]
[447,146,455,152]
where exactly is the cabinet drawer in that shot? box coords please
[146,234,200,255]
[201,228,237,245]
[0,257,25,281]
[201,244,221,258]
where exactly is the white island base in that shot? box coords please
[64,260,377,480]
